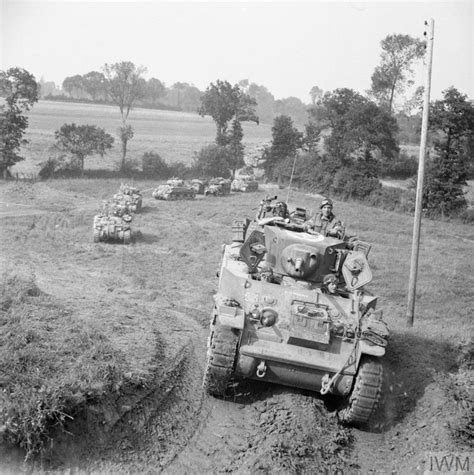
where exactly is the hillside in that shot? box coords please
[0,179,472,473]
[14,101,273,176]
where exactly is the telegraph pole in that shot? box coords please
[406,19,435,327]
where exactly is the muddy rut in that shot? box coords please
[2,184,470,474]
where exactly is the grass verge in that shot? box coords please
[0,271,128,459]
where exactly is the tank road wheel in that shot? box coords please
[123,229,131,245]
[93,228,100,243]
[338,356,383,426]
[203,314,240,397]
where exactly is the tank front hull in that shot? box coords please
[236,353,354,396]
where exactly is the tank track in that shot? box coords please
[203,311,240,397]
[339,356,383,425]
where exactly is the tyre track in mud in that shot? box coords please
[1,195,353,473]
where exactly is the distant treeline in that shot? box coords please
[39,75,422,143]
[38,75,311,127]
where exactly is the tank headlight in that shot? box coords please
[260,308,278,327]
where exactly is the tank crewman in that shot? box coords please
[321,274,339,294]
[273,201,290,219]
[305,198,345,237]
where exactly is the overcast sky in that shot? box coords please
[1,1,472,103]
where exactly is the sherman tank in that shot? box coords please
[93,201,133,244]
[152,178,196,200]
[113,184,142,213]
[191,179,206,195]
[204,177,231,197]
[203,196,389,425]
[231,175,259,192]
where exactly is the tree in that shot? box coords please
[305,88,398,197]
[247,82,276,124]
[423,87,474,216]
[263,115,303,180]
[369,34,425,114]
[0,67,39,177]
[103,61,146,171]
[62,74,85,98]
[54,123,114,172]
[309,85,323,105]
[145,78,166,107]
[227,119,245,176]
[274,97,308,128]
[142,151,170,177]
[319,88,398,171]
[180,85,202,112]
[198,80,259,146]
[169,82,189,109]
[38,77,60,98]
[193,144,233,178]
[82,71,107,101]
[403,86,424,116]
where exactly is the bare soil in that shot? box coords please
[0,180,471,474]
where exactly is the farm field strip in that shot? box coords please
[15,101,272,174]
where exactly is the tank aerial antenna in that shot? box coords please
[286,152,298,205]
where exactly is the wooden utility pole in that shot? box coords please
[406,19,435,327]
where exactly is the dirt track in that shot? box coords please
[0,181,471,474]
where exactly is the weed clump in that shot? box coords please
[0,272,128,459]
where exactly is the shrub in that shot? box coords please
[38,157,57,180]
[332,168,381,199]
[381,151,418,179]
[367,186,416,213]
[168,161,191,178]
[458,208,474,223]
[37,154,82,180]
[142,151,169,177]
[193,144,232,178]
[118,157,141,175]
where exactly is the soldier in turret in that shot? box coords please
[305,198,345,238]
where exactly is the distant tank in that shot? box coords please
[191,179,206,195]
[231,175,259,192]
[93,201,133,244]
[113,184,142,213]
[204,177,231,197]
[203,195,389,426]
[152,178,196,200]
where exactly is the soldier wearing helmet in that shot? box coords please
[321,274,339,294]
[305,197,345,238]
[273,201,289,219]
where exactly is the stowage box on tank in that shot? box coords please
[113,184,143,213]
[203,196,389,425]
[93,201,133,244]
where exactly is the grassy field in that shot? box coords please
[0,179,472,470]
[15,101,273,176]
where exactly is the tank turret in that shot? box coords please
[203,195,388,426]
